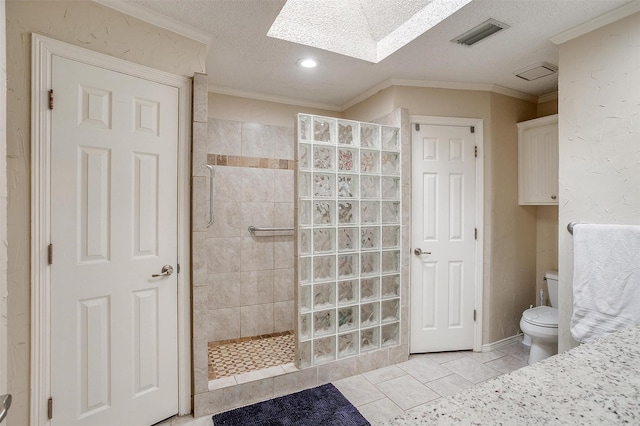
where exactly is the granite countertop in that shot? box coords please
[387,325,640,425]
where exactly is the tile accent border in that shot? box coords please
[207,153,295,170]
[209,330,294,348]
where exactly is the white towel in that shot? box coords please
[571,224,640,343]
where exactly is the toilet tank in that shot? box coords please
[545,270,559,307]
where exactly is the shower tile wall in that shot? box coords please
[193,117,295,345]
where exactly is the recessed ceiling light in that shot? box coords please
[298,58,318,68]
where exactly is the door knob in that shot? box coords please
[152,265,174,277]
[551,195,557,200]
[414,248,431,256]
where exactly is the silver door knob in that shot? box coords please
[0,394,11,424]
[414,248,431,256]
[551,195,557,200]
[152,265,174,277]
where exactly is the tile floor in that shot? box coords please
[160,340,530,426]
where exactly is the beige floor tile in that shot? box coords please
[375,375,440,410]
[396,357,453,383]
[441,357,501,384]
[357,397,405,425]
[467,350,506,363]
[485,355,528,374]
[409,350,469,364]
[333,375,386,406]
[362,365,407,384]
[424,373,474,397]
[497,341,530,362]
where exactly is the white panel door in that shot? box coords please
[50,55,179,426]
[410,124,477,353]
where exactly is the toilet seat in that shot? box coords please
[522,306,558,328]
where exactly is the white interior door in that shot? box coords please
[50,55,179,426]
[410,123,477,353]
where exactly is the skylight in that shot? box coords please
[267,0,472,63]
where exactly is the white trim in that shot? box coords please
[208,84,343,112]
[30,34,192,425]
[538,92,558,104]
[409,115,485,353]
[517,114,558,131]
[92,0,211,47]
[481,333,524,353]
[550,0,640,45]
[0,0,7,398]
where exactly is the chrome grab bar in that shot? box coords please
[248,225,294,236]
[206,165,215,228]
[0,394,11,424]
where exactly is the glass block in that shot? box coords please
[299,229,311,255]
[313,283,335,309]
[338,254,358,279]
[360,277,380,301]
[360,176,380,198]
[338,331,359,358]
[299,312,311,339]
[382,201,400,224]
[361,252,380,276]
[313,255,335,282]
[313,173,334,198]
[313,228,335,254]
[361,302,380,327]
[314,146,335,170]
[381,152,400,175]
[338,121,358,146]
[360,327,380,352]
[313,309,336,337]
[299,285,312,312]
[361,201,380,224]
[298,339,312,368]
[313,336,336,364]
[338,306,358,332]
[381,322,400,348]
[381,126,399,150]
[382,250,400,273]
[299,200,311,226]
[313,117,335,143]
[299,115,311,141]
[299,257,311,285]
[382,226,400,249]
[337,147,357,172]
[338,227,357,252]
[381,299,400,323]
[298,143,311,170]
[338,201,357,225]
[338,280,359,306]
[381,177,400,200]
[360,150,379,173]
[360,124,380,148]
[299,172,311,198]
[313,201,335,225]
[361,227,379,250]
[381,275,400,299]
[338,175,358,198]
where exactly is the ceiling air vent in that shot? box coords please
[452,19,510,47]
[514,62,558,81]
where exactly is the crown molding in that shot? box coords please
[93,0,211,47]
[208,85,343,112]
[551,0,640,45]
[538,92,558,103]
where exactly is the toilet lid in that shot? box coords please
[523,306,558,328]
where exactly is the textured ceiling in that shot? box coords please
[127,0,632,109]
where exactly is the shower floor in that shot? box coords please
[208,331,295,380]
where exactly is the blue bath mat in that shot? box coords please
[212,383,370,425]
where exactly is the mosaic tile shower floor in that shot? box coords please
[208,331,295,380]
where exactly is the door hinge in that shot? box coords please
[47,397,53,420]
[48,244,53,265]
[48,89,54,110]
[474,146,478,158]
[473,310,477,321]
[177,263,181,274]
[470,126,475,134]
[474,228,478,240]
[415,123,420,131]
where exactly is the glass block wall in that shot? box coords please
[295,114,401,367]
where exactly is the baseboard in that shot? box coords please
[481,333,524,352]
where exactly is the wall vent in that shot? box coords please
[452,19,509,47]
[514,62,558,81]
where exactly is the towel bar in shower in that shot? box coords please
[248,225,294,236]
[206,165,215,228]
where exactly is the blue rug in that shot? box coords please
[212,383,370,425]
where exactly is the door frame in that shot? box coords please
[30,34,192,425]
[409,115,484,352]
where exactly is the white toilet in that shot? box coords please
[520,271,559,364]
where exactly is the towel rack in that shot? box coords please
[206,165,215,228]
[567,222,578,235]
[248,225,294,236]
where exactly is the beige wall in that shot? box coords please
[558,12,640,351]
[344,86,539,344]
[537,97,559,118]
[5,1,205,423]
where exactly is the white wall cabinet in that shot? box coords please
[518,114,558,205]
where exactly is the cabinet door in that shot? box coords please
[518,123,558,205]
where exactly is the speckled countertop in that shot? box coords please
[387,325,640,425]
